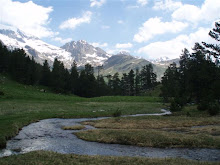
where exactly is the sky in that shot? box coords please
[0,0,220,60]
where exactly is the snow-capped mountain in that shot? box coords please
[150,56,170,64]
[61,40,111,67]
[0,25,112,68]
[0,25,169,79]
[150,56,180,66]
[0,25,73,68]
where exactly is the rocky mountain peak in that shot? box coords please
[61,40,111,67]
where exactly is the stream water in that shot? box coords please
[0,110,219,161]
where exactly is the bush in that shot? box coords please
[0,91,4,96]
[170,100,182,112]
[112,109,122,117]
[197,101,209,111]
[207,101,220,116]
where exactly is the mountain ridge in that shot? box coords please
[0,25,177,79]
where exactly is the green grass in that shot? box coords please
[0,75,163,148]
[0,151,217,165]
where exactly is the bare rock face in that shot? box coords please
[61,40,111,67]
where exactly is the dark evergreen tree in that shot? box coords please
[78,64,97,97]
[69,61,79,94]
[135,69,141,96]
[0,42,9,73]
[128,69,135,96]
[161,62,180,101]
[202,22,220,59]
[141,64,157,91]
[112,72,121,95]
[51,58,66,92]
[40,60,51,86]
[9,49,28,83]
[121,73,129,96]
[97,75,110,96]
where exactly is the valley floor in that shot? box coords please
[0,75,219,164]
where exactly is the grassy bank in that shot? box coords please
[0,151,218,165]
[0,75,163,148]
[76,115,220,148]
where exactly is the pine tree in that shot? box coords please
[78,64,97,97]
[112,72,121,95]
[202,21,220,59]
[121,73,129,96]
[161,62,180,101]
[128,69,135,96]
[69,61,79,94]
[40,60,51,86]
[51,58,66,92]
[140,64,157,91]
[135,69,141,95]
[0,42,9,73]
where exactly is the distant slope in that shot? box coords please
[100,53,166,80]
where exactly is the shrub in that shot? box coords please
[170,99,182,112]
[0,91,4,96]
[207,101,220,116]
[112,109,122,117]
[197,101,209,111]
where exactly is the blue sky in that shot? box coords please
[0,0,220,59]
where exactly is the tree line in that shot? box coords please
[161,22,220,115]
[0,43,157,97]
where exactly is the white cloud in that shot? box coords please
[59,11,92,30]
[137,27,213,59]
[137,0,148,6]
[90,0,106,8]
[153,0,182,11]
[133,17,188,43]
[91,42,108,47]
[172,0,220,23]
[53,37,72,44]
[117,20,124,24]
[115,43,133,49]
[101,25,110,29]
[0,0,54,38]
